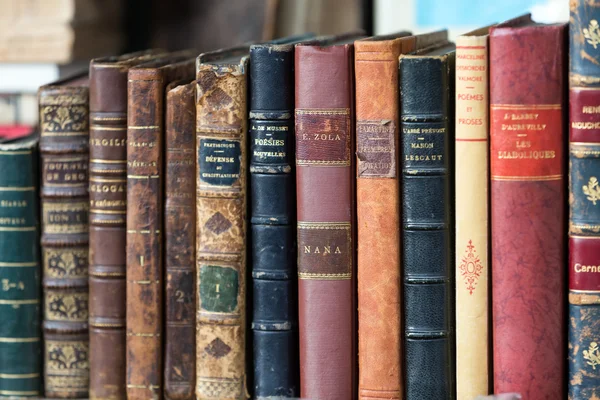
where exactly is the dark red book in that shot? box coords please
[490,16,567,399]
[295,36,359,400]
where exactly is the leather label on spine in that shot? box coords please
[42,202,89,235]
[198,138,241,186]
[199,265,239,313]
[356,119,396,178]
[250,120,292,164]
[42,156,88,187]
[571,88,600,142]
[570,237,600,291]
[295,108,351,166]
[297,222,351,280]
[491,105,563,180]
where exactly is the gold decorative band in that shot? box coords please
[0,150,32,155]
[126,332,160,337]
[90,177,126,183]
[0,299,38,305]
[571,142,600,146]
[0,186,34,191]
[127,174,159,179]
[0,390,39,395]
[0,262,37,267]
[90,271,125,278]
[91,116,126,121]
[299,272,352,280]
[41,131,87,137]
[127,384,160,389]
[296,159,350,167]
[90,159,126,164]
[90,209,127,214]
[128,280,160,284]
[571,289,600,293]
[296,108,350,115]
[298,221,351,229]
[127,229,160,234]
[570,234,600,239]
[0,372,39,379]
[0,227,36,232]
[44,182,86,187]
[491,104,561,110]
[0,337,39,343]
[491,174,562,181]
[90,322,124,328]
[46,156,87,162]
[128,126,159,130]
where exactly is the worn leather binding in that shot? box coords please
[39,75,90,399]
[164,80,196,400]
[399,40,456,400]
[490,16,566,399]
[295,36,361,400]
[126,52,195,400]
[0,135,41,398]
[196,46,250,400]
[355,32,408,400]
[569,2,600,398]
[249,40,302,399]
[89,49,163,400]
[454,27,491,400]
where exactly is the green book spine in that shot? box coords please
[0,136,42,398]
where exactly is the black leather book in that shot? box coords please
[249,37,307,398]
[399,43,456,400]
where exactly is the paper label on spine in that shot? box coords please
[356,120,396,178]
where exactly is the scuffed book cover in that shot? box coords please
[295,37,359,400]
[39,75,90,399]
[490,16,566,399]
[399,41,456,400]
[455,27,491,400]
[195,46,250,400]
[88,49,163,400]
[126,51,195,400]
[0,134,42,398]
[569,1,600,399]
[164,80,196,400]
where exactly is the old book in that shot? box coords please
[295,34,362,400]
[126,52,195,400]
[0,134,41,398]
[248,35,317,399]
[88,49,163,400]
[399,39,456,399]
[39,74,90,399]
[164,80,196,400]
[569,2,600,398]
[454,26,491,400]
[195,45,250,400]
[490,16,566,398]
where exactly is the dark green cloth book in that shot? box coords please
[0,134,42,398]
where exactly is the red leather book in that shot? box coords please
[295,37,359,400]
[490,16,567,399]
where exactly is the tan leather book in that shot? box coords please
[195,45,249,400]
[164,80,196,400]
[126,51,195,400]
[354,30,448,400]
[39,74,90,399]
[455,27,491,400]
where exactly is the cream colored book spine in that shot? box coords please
[455,32,490,400]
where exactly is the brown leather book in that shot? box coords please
[294,34,362,400]
[39,74,90,399]
[164,80,196,400]
[126,52,195,400]
[88,49,164,400]
[195,45,250,400]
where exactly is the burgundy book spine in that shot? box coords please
[490,23,567,399]
[295,43,356,400]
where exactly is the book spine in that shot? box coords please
[354,39,402,400]
[295,44,356,400]
[569,2,600,398]
[195,61,248,400]
[39,86,90,399]
[88,63,128,400]
[164,81,196,400]
[0,139,41,398]
[249,45,298,399]
[454,35,489,400]
[399,53,455,400]
[490,24,566,398]
[126,69,164,400]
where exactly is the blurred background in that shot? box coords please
[0,0,568,138]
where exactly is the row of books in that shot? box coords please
[0,8,594,400]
